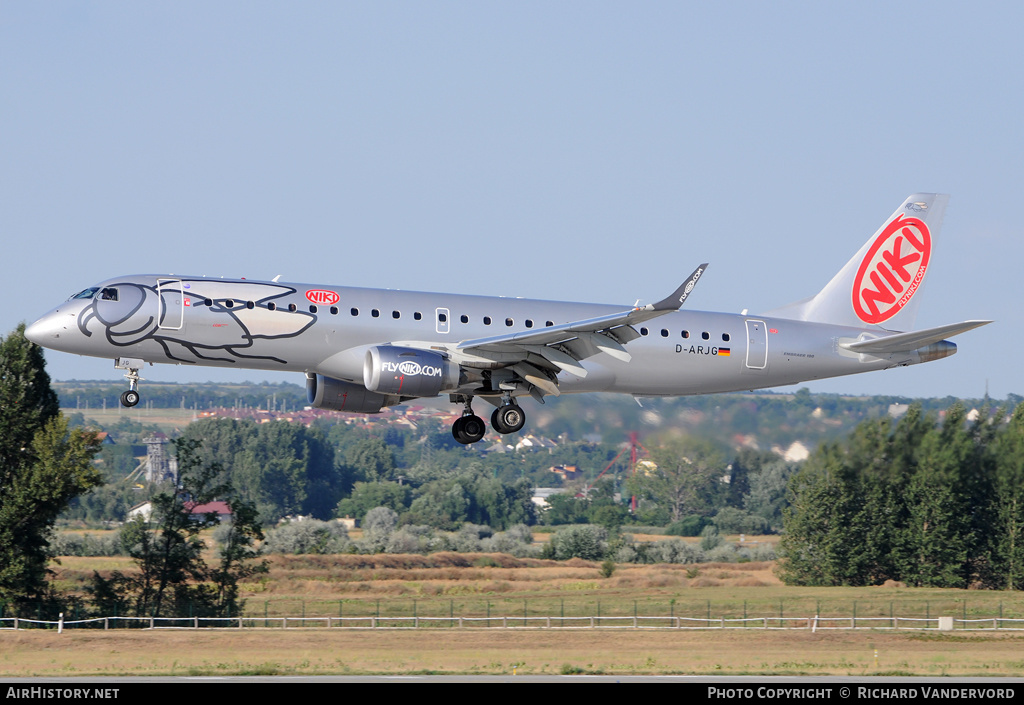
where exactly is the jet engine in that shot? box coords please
[305,373,399,414]
[363,346,460,397]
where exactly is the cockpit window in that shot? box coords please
[100,288,119,301]
[69,287,100,301]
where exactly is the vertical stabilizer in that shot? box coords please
[765,194,947,330]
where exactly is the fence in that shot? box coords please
[3,613,1024,631]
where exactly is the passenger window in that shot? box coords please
[247,301,255,310]
[330,306,338,315]
[351,308,359,316]
[702,331,710,340]
[483,316,492,325]
[661,329,669,337]
[505,318,514,327]
[414,312,422,321]
[225,300,234,309]
[438,312,447,323]
[205,298,214,307]
[372,309,380,318]
[268,302,276,311]
[546,321,554,327]
[682,330,689,339]
[309,304,317,313]
[525,319,534,328]
[722,333,730,342]
[640,327,649,336]
[289,303,297,312]
[460,315,469,323]
[393,311,400,319]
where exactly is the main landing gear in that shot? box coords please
[451,395,527,445]
[491,401,526,434]
[452,412,487,445]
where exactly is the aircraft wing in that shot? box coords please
[446,264,708,396]
[839,320,992,354]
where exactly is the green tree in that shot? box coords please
[986,403,1024,589]
[346,437,396,483]
[628,436,725,523]
[232,422,339,522]
[778,443,871,586]
[742,460,797,533]
[90,439,265,618]
[0,325,101,612]
[335,481,411,520]
[895,405,975,587]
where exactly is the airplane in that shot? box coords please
[26,193,990,445]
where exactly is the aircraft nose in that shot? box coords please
[25,312,67,346]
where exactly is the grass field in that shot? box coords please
[64,407,199,434]
[7,551,1023,676]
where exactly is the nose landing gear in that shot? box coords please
[120,389,140,407]
[115,358,144,408]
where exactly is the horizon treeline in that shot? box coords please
[780,402,1024,590]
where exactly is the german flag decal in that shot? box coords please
[718,347,731,357]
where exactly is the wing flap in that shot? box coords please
[447,263,708,397]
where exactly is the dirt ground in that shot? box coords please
[2,627,1023,677]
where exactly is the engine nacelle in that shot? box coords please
[305,373,398,414]
[363,346,460,397]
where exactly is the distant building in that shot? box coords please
[549,464,581,480]
[143,433,177,484]
[126,500,233,523]
[531,488,565,509]
[185,501,232,523]
[127,501,153,522]
[515,435,557,451]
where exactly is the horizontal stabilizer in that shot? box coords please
[839,320,991,354]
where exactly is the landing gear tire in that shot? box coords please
[491,404,526,434]
[453,414,487,445]
[120,390,140,408]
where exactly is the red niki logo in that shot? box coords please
[852,214,931,324]
[305,289,340,306]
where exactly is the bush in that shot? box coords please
[484,524,538,557]
[360,506,399,552]
[262,519,350,554]
[50,532,123,557]
[711,507,769,535]
[666,515,707,537]
[548,525,608,561]
[737,543,777,562]
[699,525,723,551]
[645,538,704,564]
[385,527,427,554]
[704,544,738,563]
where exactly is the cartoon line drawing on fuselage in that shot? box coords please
[75,280,316,366]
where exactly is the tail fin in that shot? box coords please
[765,193,948,330]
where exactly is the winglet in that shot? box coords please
[649,263,708,311]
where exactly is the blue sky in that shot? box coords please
[2,2,1020,399]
